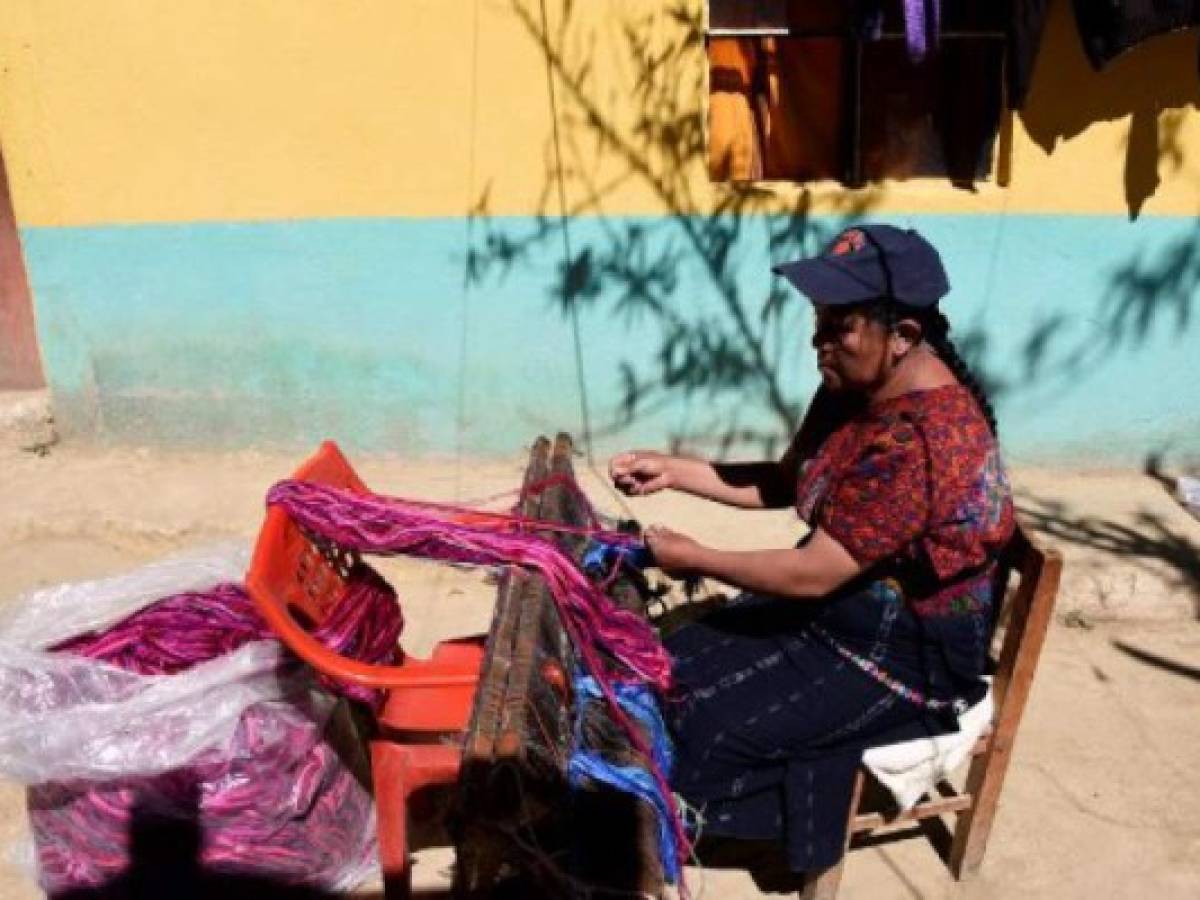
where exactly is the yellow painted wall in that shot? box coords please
[2,0,1198,227]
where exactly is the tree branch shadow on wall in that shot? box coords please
[1010,215,1200,406]
[954,214,1200,441]
[998,7,1200,411]
[465,0,881,458]
[466,1,1199,461]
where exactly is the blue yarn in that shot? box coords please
[581,539,655,579]
[568,672,681,883]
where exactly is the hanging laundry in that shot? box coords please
[935,41,1006,184]
[853,0,941,61]
[708,38,765,181]
[1072,0,1200,70]
[1007,0,1054,107]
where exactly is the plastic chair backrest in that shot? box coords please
[246,441,481,691]
[247,440,368,629]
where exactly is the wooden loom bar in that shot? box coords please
[455,433,664,896]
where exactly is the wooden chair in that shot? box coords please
[803,520,1063,899]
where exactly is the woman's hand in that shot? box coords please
[609,451,674,497]
[644,525,704,578]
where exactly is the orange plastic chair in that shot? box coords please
[245,441,485,899]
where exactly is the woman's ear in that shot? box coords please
[891,318,923,357]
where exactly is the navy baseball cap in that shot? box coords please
[772,224,950,308]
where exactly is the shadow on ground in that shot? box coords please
[1017,489,1200,620]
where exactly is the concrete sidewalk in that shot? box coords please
[0,435,1196,899]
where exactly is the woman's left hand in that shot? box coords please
[644,525,705,578]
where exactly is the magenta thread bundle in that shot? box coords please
[266,479,693,875]
[29,573,400,893]
[7,474,691,894]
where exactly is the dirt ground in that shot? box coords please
[0,438,1197,899]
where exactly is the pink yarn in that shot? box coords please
[32,567,402,892]
[265,479,694,885]
[55,569,402,708]
[266,480,671,690]
[30,705,373,892]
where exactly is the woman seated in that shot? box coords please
[609,224,1014,874]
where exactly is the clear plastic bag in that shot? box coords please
[0,544,380,894]
[0,640,303,783]
[0,541,251,650]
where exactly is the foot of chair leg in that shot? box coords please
[382,868,413,900]
[373,742,413,900]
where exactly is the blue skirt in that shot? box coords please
[664,593,956,872]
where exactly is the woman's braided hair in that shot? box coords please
[864,300,999,437]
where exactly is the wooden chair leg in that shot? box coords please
[800,768,865,900]
[949,737,1012,879]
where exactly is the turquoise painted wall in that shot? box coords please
[21,212,1200,465]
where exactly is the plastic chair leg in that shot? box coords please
[371,740,464,900]
[372,741,413,900]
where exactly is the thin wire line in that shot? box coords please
[538,0,594,465]
[455,0,483,502]
[536,0,639,523]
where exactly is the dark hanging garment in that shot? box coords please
[1072,0,1200,69]
[1007,0,1053,107]
[936,40,1006,184]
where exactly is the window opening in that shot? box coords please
[707,1,1008,187]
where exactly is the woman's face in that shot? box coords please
[810,304,890,392]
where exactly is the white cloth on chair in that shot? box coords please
[862,681,994,811]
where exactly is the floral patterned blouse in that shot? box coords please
[794,383,1015,704]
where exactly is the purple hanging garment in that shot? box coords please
[905,0,941,61]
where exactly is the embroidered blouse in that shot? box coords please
[794,383,1016,700]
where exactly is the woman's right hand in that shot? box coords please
[609,450,674,497]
